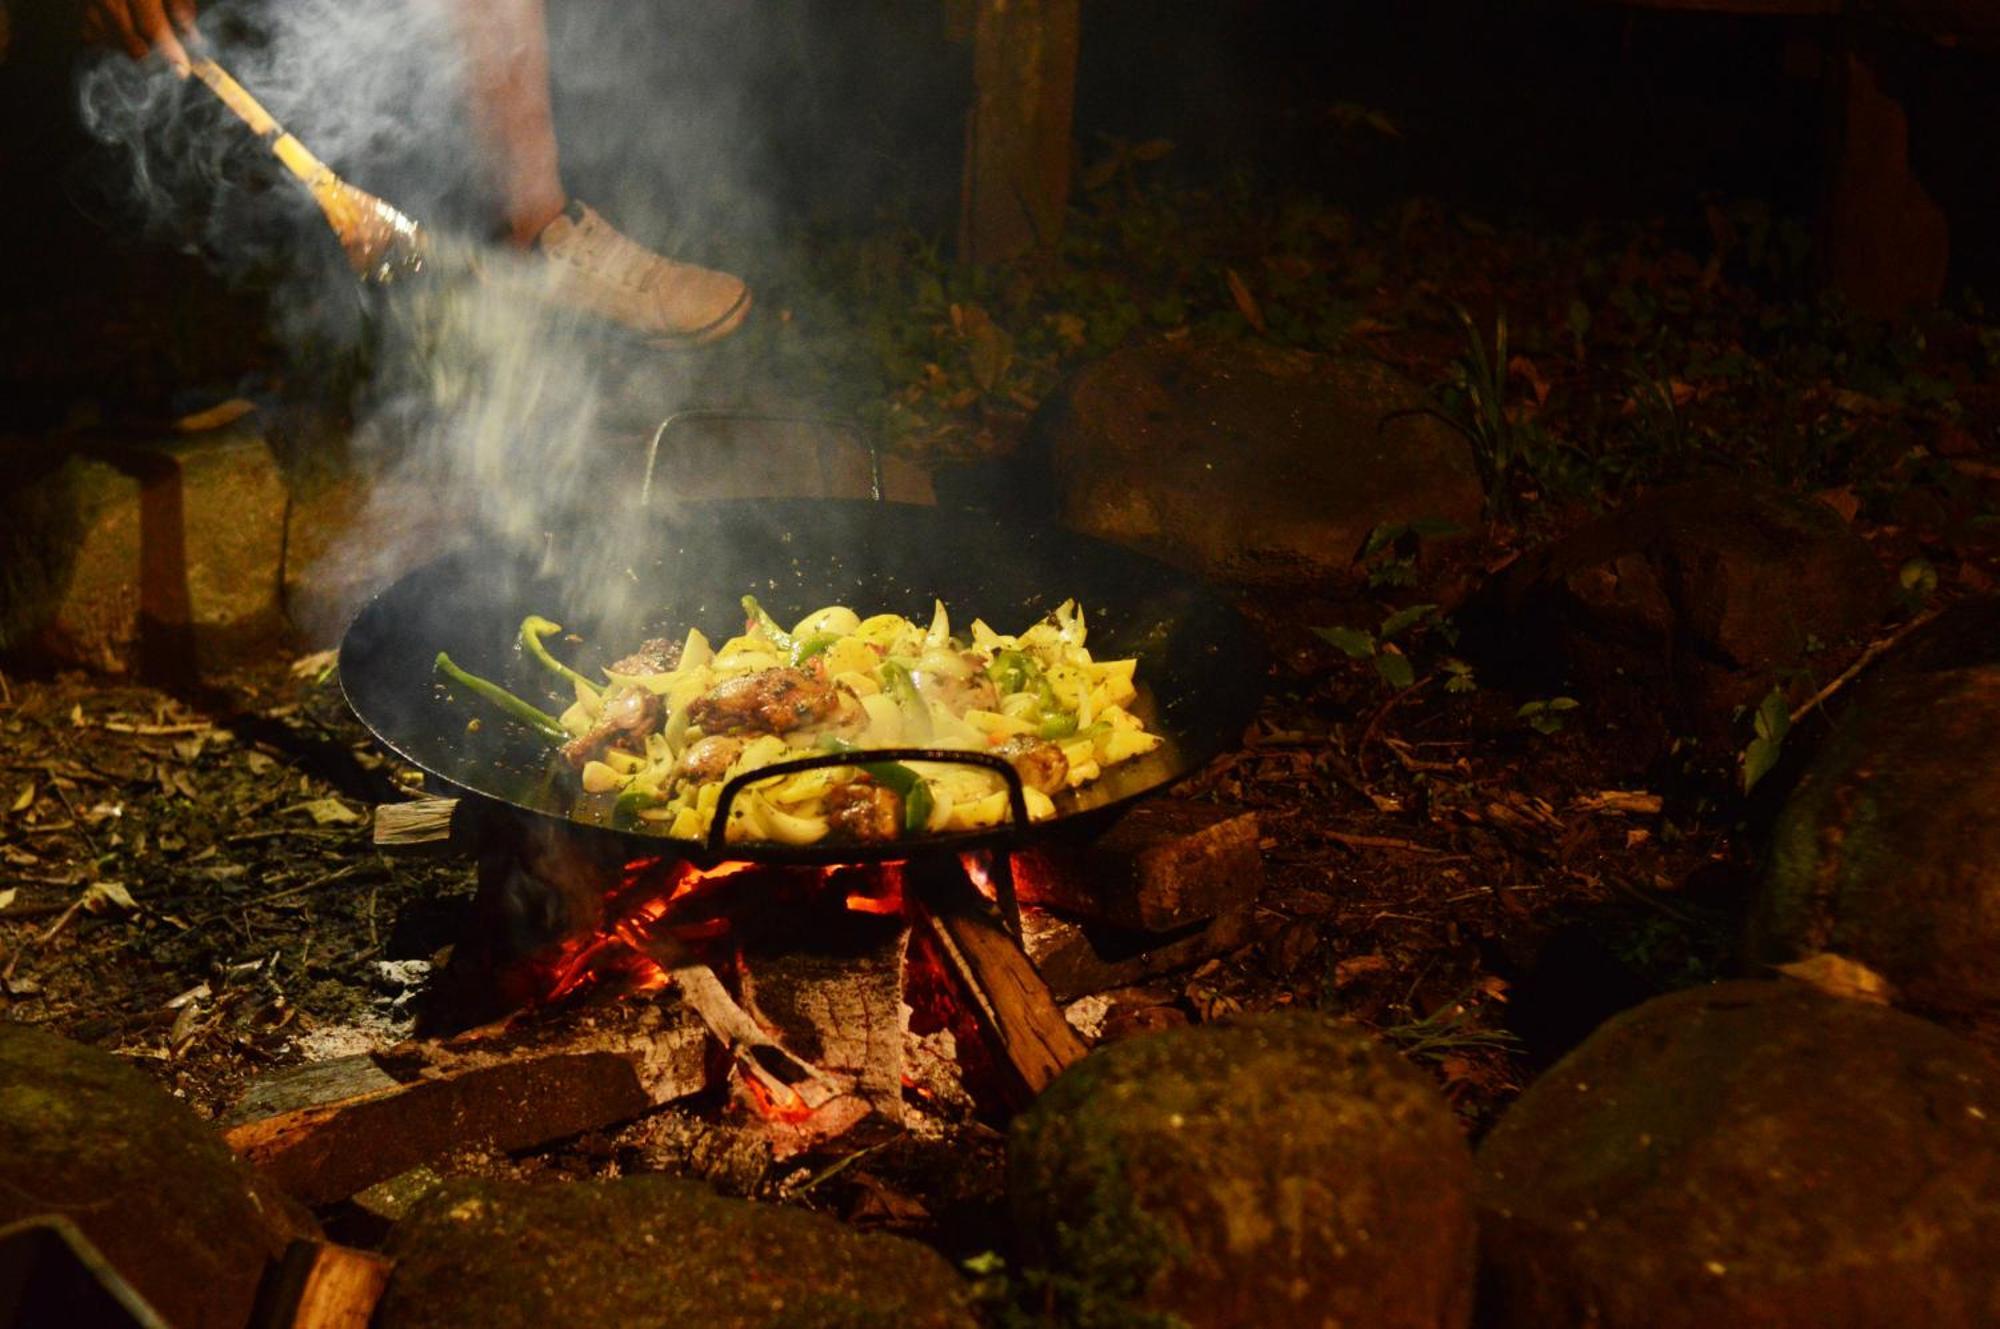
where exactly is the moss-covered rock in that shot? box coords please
[1477,981,2000,1329]
[1040,337,1482,587]
[1747,665,2000,1015]
[375,1175,977,1329]
[0,1022,314,1329]
[1462,479,1889,737]
[1008,1011,1474,1329]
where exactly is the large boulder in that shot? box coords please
[0,1022,315,1329]
[1009,1011,1475,1328]
[1462,479,1889,734]
[1477,981,2000,1329]
[1746,664,2000,1015]
[375,1175,977,1329]
[1039,338,1482,586]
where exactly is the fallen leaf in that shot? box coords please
[69,704,85,728]
[1813,486,1861,523]
[80,880,139,914]
[1775,952,1894,1005]
[173,396,256,433]
[9,783,32,814]
[1225,268,1268,334]
[292,798,364,826]
[289,649,339,680]
[1507,354,1551,406]
[1334,953,1392,987]
[0,888,16,911]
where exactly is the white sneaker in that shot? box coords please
[533,201,750,346]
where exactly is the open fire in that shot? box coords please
[460,838,1074,1154]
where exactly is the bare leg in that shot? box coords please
[439,0,567,247]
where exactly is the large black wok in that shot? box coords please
[340,498,1263,867]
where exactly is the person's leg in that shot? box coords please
[438,0,566,247]
[437,0,749,344]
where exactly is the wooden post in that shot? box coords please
[959,0,1081,264]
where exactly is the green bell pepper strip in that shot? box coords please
[988,649,1059,709]
[740,595,794,652]
[434,652,567,743]
[520,616,595,693]
[818,737,935,835]
[1037,711,1079,740]
[790,633,840,667]
[613,786,662,828]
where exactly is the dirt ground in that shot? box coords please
[0,577,1733,1109]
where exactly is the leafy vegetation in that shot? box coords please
[731,169,1997,559]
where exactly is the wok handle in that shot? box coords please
[640,410,884,508]
[707,747,1031,933]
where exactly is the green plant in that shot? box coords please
[1739,686,1789,792]
[1516,696,1579,735]
[1312,603,1454,690]
[1393,304,1564,522]
[1383,991,1522,1063]
[1356,518,1466,588]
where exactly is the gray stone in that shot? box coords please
[1747,665,2000,1016]
[1464,479,1889,733]
[1040,337,1482,586]
[375,1175,977,1329]
[1477,981,2000,1329]
[1009,1011,1475,1328]
[0,1022,315,1329]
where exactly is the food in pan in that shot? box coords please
[434,597,1161,845]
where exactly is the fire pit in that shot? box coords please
[216,462,1269,1211]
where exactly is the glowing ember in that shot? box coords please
[529,856,921,1008]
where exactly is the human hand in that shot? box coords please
[81,0,199,74]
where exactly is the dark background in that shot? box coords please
[1,0,1995,429]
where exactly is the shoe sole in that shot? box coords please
[643,285,753,351]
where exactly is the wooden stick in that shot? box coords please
[1788,607,1943,727]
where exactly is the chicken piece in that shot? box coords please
[687,667,844,735]
[608,636,679,676]
[828,780,902,844]
[560,686,663,769]
[675,734,745,784]
[912,654,998,714]
[995,736,1069,795]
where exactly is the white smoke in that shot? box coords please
[73,0,773,633]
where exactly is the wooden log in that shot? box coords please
[370,798,463,854]
[958,0,1081,263]
[249,1240,391,1329]
[916,864,1087,1102]
[1022,901,1259,1005]
[222,999,709,1205]
[1013,801,1262,932]
[738,910,911,1124]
